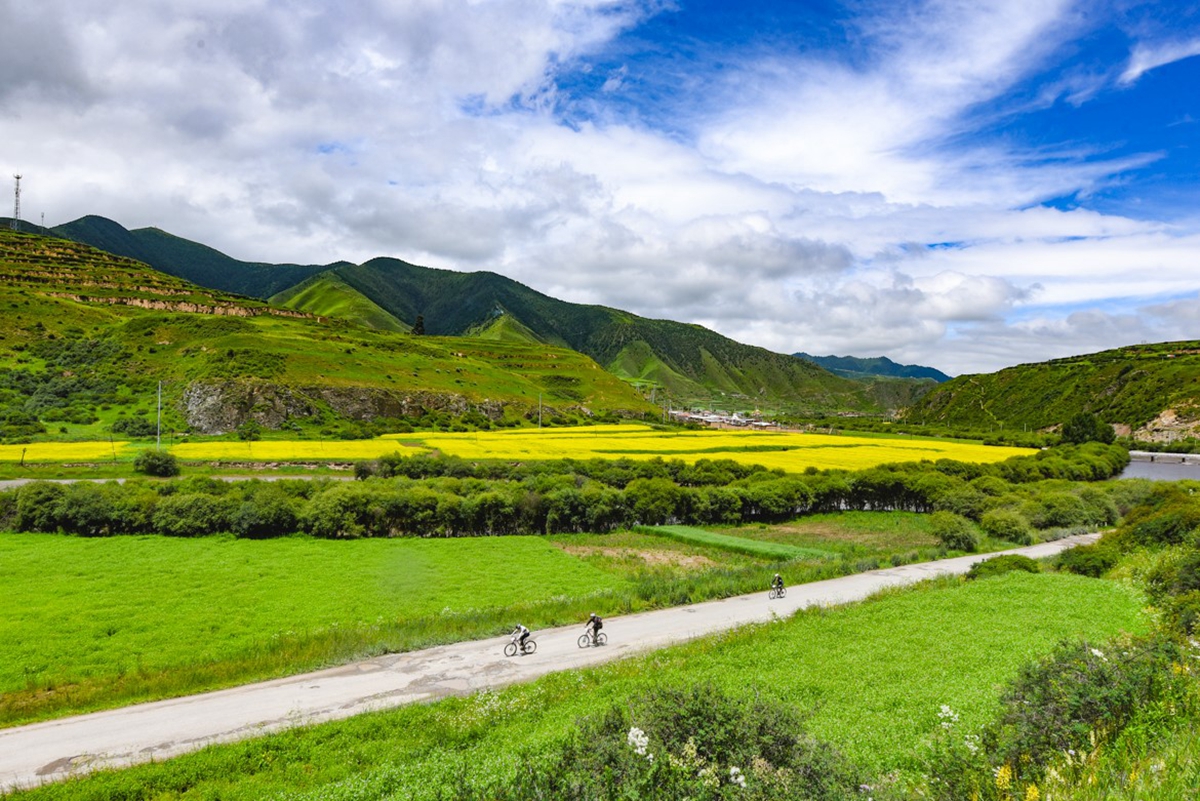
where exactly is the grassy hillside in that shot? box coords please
[0,229,655,441]
[57,217,906,415]
[903,340,1200,438]
[270,273,410,332]
[54,216,336,298]
[465,312,548,344]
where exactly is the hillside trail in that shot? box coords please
[0,534,1098,793]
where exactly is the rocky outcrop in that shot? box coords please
[181,381,317,434]
[179,380,511,434]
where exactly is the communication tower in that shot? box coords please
[11,175,20,231]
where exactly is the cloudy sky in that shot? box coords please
[3,0,1199,375]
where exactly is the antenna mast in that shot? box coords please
[11,175,20,231]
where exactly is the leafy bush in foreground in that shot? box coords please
[923,633,1193,801]
[478,684,864,801]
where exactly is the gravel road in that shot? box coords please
[0,534,1098,793]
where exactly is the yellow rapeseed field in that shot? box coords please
[171,424,1033,472]
[0,441,131,462]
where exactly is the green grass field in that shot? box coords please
[0,513,1009,726]
[0,534,623,724]
[634,524,838,560]
[4,571,1148,800]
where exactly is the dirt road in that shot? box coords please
[0,534,1098,793]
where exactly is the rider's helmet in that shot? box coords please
[590,612,597,620]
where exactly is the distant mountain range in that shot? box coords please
[793,353,951,383]
[51,215,936,414]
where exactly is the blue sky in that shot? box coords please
[3,0,1200,374]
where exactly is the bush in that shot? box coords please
[152,493,230,537]
[985,635,1186,781]
[482,684,864,800]
[1055,543,1119,578]
[133,449,180,477]
[930,511,980,552]
[966,554,1040,581]
[979,508,1033,545]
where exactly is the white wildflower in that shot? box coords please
[729,766,746,788]
[1089,647,1107,661]
[938,704,959,730]
[627,726,649,756]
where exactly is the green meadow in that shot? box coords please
[0,534,622,724]
[0,512,986,726]
[3,571,1148,800]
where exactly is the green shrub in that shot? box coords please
[986,635,1186,781]
[152,493,230,537]
[966,554,1040,581]
[1056,543,1119,577]
[133,449,180,477]
[979,508,1033,545]
[930,511,979,552]
[482,684,864,800]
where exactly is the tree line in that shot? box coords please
[0,443,1130,540]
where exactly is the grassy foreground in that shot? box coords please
[3,571,1148,800]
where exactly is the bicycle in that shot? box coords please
[768,585,787,600]
[504,636,538,657]
[577,630,608,648]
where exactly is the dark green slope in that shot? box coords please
[335,258,879,411]
[794,352,951,383]
[903,341,1200,434]
[51,216,898,413]
[55,216,338,299]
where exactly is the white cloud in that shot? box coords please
[1120,38,1200,86]
[2,0,1197,379]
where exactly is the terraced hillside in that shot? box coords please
[903,341,1200,440]
[0,230,655,441]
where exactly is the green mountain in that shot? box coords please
[902,341,1200,439]
[53,216,906,414]
[0,229,655,441]
[793,352,951,383]
[271,274,410,333]
[53,216,338,298]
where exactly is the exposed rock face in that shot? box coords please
[180,380,510,434]
[1136,407,1200,443]
[181,381,316,434]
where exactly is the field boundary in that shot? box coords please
[633,524,837,560]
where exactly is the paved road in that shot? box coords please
[0,534,1098,793]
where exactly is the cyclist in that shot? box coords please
[771,573,784,593]
[586,612,603,644]
[511,623,531,652]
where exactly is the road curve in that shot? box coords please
[0,534,1098,793]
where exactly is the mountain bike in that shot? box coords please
[577,630,608,648]
[504,636,537,657]
[768,585,787,600]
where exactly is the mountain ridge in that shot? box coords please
[54,215,925,414]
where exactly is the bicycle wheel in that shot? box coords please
[778,587,787,598]
[768,589,778,600]
[578,633,592,648]
[595,632,607,646]
[524,640,538,655]
[504,642,518,658]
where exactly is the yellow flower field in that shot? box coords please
[170,424,1033,472]
[0,441,131,462]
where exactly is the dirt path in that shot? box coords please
[0,534,1098,793]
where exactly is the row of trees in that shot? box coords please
[1,443,1130,540]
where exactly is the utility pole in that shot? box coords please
[11,175,21,231]
[156,381,162,450]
